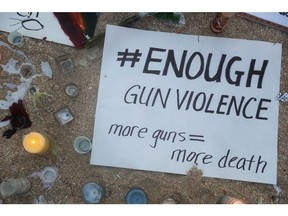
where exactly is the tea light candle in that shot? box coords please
[125,188,148,204]
[59,111,71,121]
[74,136,92,154]
[82,182,105,204]
[54,107,74,125]
[40,166,59,184]
[7,31,25,47]
[23,132,51,155]
[65,83,79,97]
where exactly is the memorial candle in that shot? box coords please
[23,132,52,155]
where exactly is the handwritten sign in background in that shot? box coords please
[90,25,282,184]
[0,12,73,46]
[248,12,288,28]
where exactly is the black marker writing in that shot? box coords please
[108,123,148,138]
[10,12,44,31]
[150,130,186,148]
[189,134,205,142]
[218,149,267,173]
[279,12,288,17]
[171,149,213,164]
[124,84,171,108]
[124,84,271,120]
[117,49,142,67]
[142,47,268,89]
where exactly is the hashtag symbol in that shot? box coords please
[117,49,142,68]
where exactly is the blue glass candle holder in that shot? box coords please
[82,182,105,204]
[125,188,148,204]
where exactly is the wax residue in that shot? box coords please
[0,41,30,62]
[0,40,38,133]
[0,75,34,110]
[1,58,21,74]
[0,41,38,111]
[3,82,18,89]
[30,166,58,190]
[0,120,10,127]
[40,61,52,78]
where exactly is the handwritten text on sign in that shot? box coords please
[0,12,73,46]
[90,25,282,184]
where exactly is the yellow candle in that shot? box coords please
[23,132,52,155]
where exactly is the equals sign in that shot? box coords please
[189,134,205,142]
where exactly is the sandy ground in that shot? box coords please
[0,12,288,204]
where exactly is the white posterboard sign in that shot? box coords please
[248,12,288,28]
[91,25,282,184]
[0,12,73,46]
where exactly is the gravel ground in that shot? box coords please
[0,12,288,204]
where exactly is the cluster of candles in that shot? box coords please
[6,131,246,204]
[21,133,244,204]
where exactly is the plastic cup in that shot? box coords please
[74,136,92,154]
[0,178,31,197]
[7,31,24,47]
[65,83,79,97]
[54,107,74,125]
[59,111,72,121]
[19,63,36,79]
[40,166,58,184]
[82,182,105,204]
[10,115,26,129]
[125,188,148,204]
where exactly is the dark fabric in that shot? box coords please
[2,100,32,139]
